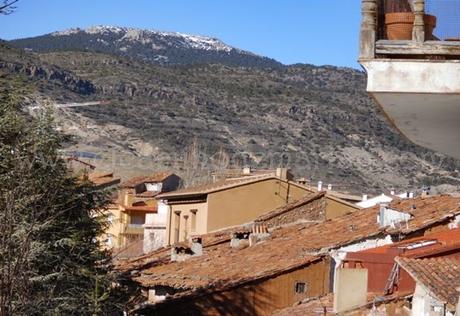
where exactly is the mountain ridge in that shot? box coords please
[9,25,283,68]
[2,30,460,193]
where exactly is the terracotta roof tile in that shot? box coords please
[85,172,120,188]
[272,294,335,316]
[156,175,274,199]
[132,195,460,294]
[121,172,173,188]
[135,191,159,198]
[124,205,157,212]
[346,227,460,259]
[396,256,460,310]
[272,292,412,316]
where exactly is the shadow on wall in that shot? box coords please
[139,284,274,316]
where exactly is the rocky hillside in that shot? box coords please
[9,26,281,68]
[1,35,459,194]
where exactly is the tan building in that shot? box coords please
[104,172,181,252]
[156,169,360,246]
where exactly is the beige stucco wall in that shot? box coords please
[167,202,209,244]
[206,179,308,233]
[164,179,358,245]
[334,268,368,313]
[325,198,358,220]
[101,205,125,248]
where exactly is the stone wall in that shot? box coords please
[258,196,326,228]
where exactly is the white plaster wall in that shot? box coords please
[356,194,393,208]
[143,201,168,253]
[331,235,393,294]
[379,208,411,228]
[362,60,460,94]
[412,283,448,316]
[146,182,162,192]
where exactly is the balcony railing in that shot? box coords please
[360,0,460,60]
[121,223,144,236]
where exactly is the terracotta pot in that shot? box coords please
[385,13,437,40]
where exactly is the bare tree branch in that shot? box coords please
[0,0,18,15]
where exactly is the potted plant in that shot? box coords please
[385,0,436,40]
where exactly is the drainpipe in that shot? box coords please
[286,181,290,203]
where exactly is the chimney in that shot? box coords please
[249,223,270,247]
[170,237,203,261]
[243,166,251,175]
[230,231,250,249]
[297,177,308,185]
[276,168,289,180]
[317,181,323,192]
[421,186,431,198]
[378,203,387,227]
[409,192,414,198]
[390,190,395,196]
[327,184,333,191]
[362,194,368,201]
[190,236,203,256]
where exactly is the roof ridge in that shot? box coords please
[157,174,277,198]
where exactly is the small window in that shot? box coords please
[190,209,197,232]
[295,282,307,294]
[131,214,145,225]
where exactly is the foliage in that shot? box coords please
[0,83,123,315]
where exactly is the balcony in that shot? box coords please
[359,0,460,159]
[121,223,144,236]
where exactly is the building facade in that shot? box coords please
[157,172,359,246]
[104,172,181,253]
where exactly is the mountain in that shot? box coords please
[9,26,282,68]
[1,31,460,194]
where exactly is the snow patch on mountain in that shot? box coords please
[52,25,236,52]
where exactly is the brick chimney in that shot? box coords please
[170,236,203,262]
[249,223,270,247]
[230,231,250,249]
[275,168,288,180]
[190,236,203,256]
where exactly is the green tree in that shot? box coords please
[0,83,123,315]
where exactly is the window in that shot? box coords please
[130,214,145,225]
[295,282,307,294]
[183,215,189,240]
[174,211,181,243]
[190,209,197,232]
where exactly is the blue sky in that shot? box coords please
[0,0,362,68]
